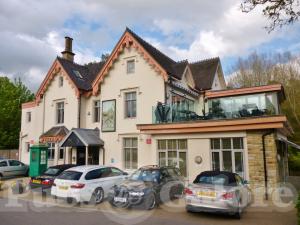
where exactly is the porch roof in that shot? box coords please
[39,126,69,143]
[60,128,104,147]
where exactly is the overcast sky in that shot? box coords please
[1,0,300,91]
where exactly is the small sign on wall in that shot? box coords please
[146,138,152,144]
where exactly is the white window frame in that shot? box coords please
[124,92,137,118]
[56,102,64,124]
[123,137,138,170]
[157,139,188,177]
[26,112,31,123]
[58,76,64,87]
[48,142,55,160]
[210,138,245,178]
[126,59,135,74]
[93,100,101,123]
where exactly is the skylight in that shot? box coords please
[73,70,83,79]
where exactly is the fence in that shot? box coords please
[0,150,19,160]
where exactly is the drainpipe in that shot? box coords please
[77,93,81,128]
[262,130,273,200]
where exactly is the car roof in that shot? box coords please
[65,165,109,173]
[49,164,77,170]
[139,165,177,170]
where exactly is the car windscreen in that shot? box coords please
[43,168,60,176]
[57,171,82,181]
[193,173,236,186]
[130,169,160,183]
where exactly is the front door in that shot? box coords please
[77,147,86,165]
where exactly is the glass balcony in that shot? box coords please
[206,92,279,120]
[152,102,203,124]
[152,92,280,124]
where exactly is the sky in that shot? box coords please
[1,0,300,91]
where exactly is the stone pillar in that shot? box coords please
[247,131,279,200]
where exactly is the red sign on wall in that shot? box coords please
[146,138,152,144]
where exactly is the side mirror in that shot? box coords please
[243,180,249,185]
[123,172,128,176]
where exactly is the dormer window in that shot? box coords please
[59,76,64,87]
[127,59,135,74]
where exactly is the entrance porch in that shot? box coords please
[60,128,104,165]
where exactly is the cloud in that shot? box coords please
[0,0,299,91]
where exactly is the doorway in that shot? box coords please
[76,147,86,165]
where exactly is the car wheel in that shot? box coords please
[90,187,104,204]
[144,193,156,210]
[25,169,29,177]
[66,197,76,204]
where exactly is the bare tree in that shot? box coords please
[241,0,300,31]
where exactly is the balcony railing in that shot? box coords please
[152,102,278,124]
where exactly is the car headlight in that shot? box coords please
[129,191,144,196]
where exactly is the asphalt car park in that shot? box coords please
[0,174,297,225]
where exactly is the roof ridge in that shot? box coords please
[189,57,220,65]
[125,27,176,64]
[57,56,86,68]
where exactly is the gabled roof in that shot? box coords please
[60,128,104,147]
[92,28,222,93]
[189,57,220,90]
[57,57,105,91]
[126,28,177,75]
[39,126,69,142]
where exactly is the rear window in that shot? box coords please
[43,168,60,176]
[57,171,82,181]
[193,173,236,186]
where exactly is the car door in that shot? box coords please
[8,160,24,176]
[0,160,9,177]
[109,167,127,185]
[98,167,115,193]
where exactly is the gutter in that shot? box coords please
[78,93,81,128]
[262,130,273,200]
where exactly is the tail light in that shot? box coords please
[184,188,193,195]
[70,183,85,189]
[222,192,234,200]
[41,180,52,185]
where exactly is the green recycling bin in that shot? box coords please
[29,144,48,177]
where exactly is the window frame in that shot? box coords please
[123,137,138,170]
[93,100,101,123]
[48,142,55,160]
[126,59,135,74]
[210,137,245,178]
[56,102,64,124]
[58,76,64,87]
[157,139,188,177]
[124,92,137,118]
[26,112,31,123]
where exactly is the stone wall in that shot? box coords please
[247,131,279,195]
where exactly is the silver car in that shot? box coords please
[185,171,251,219]
[0,159,29,179]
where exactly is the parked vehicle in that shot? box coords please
[185,171,251,219]
[0,159,29,178]
[30,164,77,194]
[108,165,185,210]
[51,165,128,204]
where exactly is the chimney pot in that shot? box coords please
[61,36,75,62]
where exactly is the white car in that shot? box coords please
[51,165,128,204]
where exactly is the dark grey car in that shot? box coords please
[0,159,29,179]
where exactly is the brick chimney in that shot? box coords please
[61,36,75,62]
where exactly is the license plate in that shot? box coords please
[59,186,68,190]
[32,180,41,184]
[197,191,216,198]
[114,197,127,203]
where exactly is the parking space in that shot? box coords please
[0,177,297,225]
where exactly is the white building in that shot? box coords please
[20,28,296,194]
